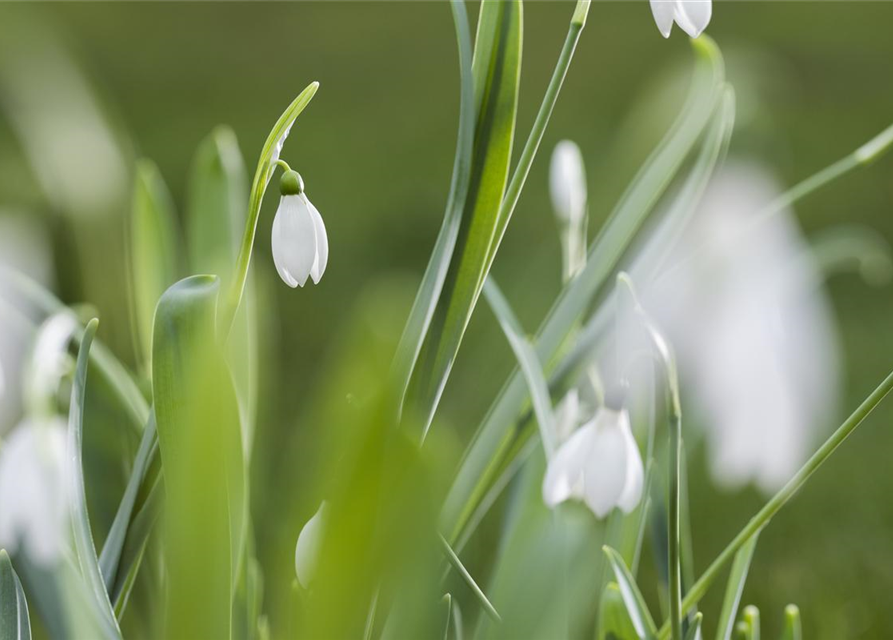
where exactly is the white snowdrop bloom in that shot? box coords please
[638,162,839,493]
[271,170,328,288]
[542,407,644,519]
[649,0,712,39]
[0,419,71,566]
[550,141,587,229]
[295,501,327,589]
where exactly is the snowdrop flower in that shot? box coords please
[550,141,588,281]
[638,162,839,493]
[0,419,71,566]
[295,501,327,589]
[271,170,329,288]
[542,406,644,519]
[650,0,712,39]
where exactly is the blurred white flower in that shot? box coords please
[295,501,327,589]
[649,0,712,39]
[272,171,328,288]
[639,162,839,493]
[542,407,644,519]
[0,419,71,566]
[550,141,588,281]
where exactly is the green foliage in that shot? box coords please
[0,551,30,640]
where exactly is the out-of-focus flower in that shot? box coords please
[639,162,839,493]
[295,501,327,589]
[649,0,712,39]
[272,170,329,288]
[542,406,644,519]
[25,313,78,415]
[0,419,71,566]
[550,141,588,281]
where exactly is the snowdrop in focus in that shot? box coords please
[543,405,644,519]
[0,419,71,566]
[649,0,712,39]
[271,170,329,288]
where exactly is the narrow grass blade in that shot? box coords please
[684,613,703,640]
[223,81,319,334]
[153,276,245,639]
[439,535,500,623]
[129,160,179,365]
[0,550,31,640]
[780,605,801,640]
[598,582,641,640]
[715,536,758,640]
[441,593,452,640]
[441,36,726,542]
[392,0,475,412]
[603,546,658,639]
[405,0,522,441]
[741,606,759,640]
[483,278,555,455]
[110,473,161,614]
[67,319,122,639]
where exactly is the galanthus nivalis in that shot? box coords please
[649,0,712,39]
[295,501,327,589]
[542,405,644,519]
[272,170,328,288]
[0,419,71,566]
[550,141,588,281]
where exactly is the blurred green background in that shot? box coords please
[1,2,892,638]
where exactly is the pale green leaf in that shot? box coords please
[603,546,658,639]
[0,550,31,640]
[715,536,758,640]
[779,605,801,640]
[684,613,704,640]
[598,582,641,640]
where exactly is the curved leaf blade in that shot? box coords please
[714,535,758,640]
[603,546,658,639]
[0,550,31,640]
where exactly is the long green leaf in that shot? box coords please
[441,36,726,542]
[392,0,475,411]
[779,605,801,640]
[130,159,179,365]
[598,582,641,640]
[223,82,319,334]
[684,613,704,640]
[603,546,658,640]
[67,319,121,639]
[439,535,500,623]
[405,0,522,440]
[153,275,245,639]
[0,550,30,640]
[714,536,758,640]
[483,278,555,455]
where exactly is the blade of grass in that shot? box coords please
[483,278,555,456]
[780,605,801,640]
[603,546,658,639]
[684,613,703,640]
[0,550,31,640]
[439,535,501,623]
[67,319,121,640]
[714,535,758,640]
[391,0,475,413]
[598,582,641,640]
[657,367,893,639]
[405,0,523,441]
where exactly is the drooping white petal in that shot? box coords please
[616,411,644,513]
[272,195,318,288]
[0,420,71,566]
[674,0,712,38]
[305,196,328,284]
[649,0,676,38]
[549,141,587,227]
[581,409,629,518]
[542,422,595,508]
[295,501,327,589]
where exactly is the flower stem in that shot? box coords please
[667,407,683,640]
[656,366,893,639]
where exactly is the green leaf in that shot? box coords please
[186,125,257,457]
[153,275,245,640]
[741,606,760,640]
[684,613,704,640]
[483,278,555,455]
[441,36,726,543]
[779,605,801,640]
[715,535,758,640]
[392,0,475,410]
[603,546,658,639]
[439,535,500,622]
[67,319,121,639]
[0,550,31,640]
[405,0,522,440]
[130,159,180,365]
[598,582,641,640]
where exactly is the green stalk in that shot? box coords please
[667,408,682,640]
[656,367,893,639]
[482,0,590,274]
